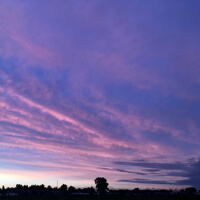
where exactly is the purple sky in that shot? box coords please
[0,0,200,189]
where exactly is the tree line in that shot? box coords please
[0,177,198,197]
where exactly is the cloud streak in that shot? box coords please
[115,159,200,188]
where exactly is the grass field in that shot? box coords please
[2,194,200,200]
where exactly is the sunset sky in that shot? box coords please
[0,0,200,189]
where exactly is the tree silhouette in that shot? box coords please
[2,185,5,196]
[185,187,197,193]
[94,177,109,194]
[133,187,140,193]
[68,186,76,193]
[60,184,67,191]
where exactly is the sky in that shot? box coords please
[0,0,200,190]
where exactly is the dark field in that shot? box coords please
[2,195,200,200]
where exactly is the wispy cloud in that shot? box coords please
[116,159,200,188]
